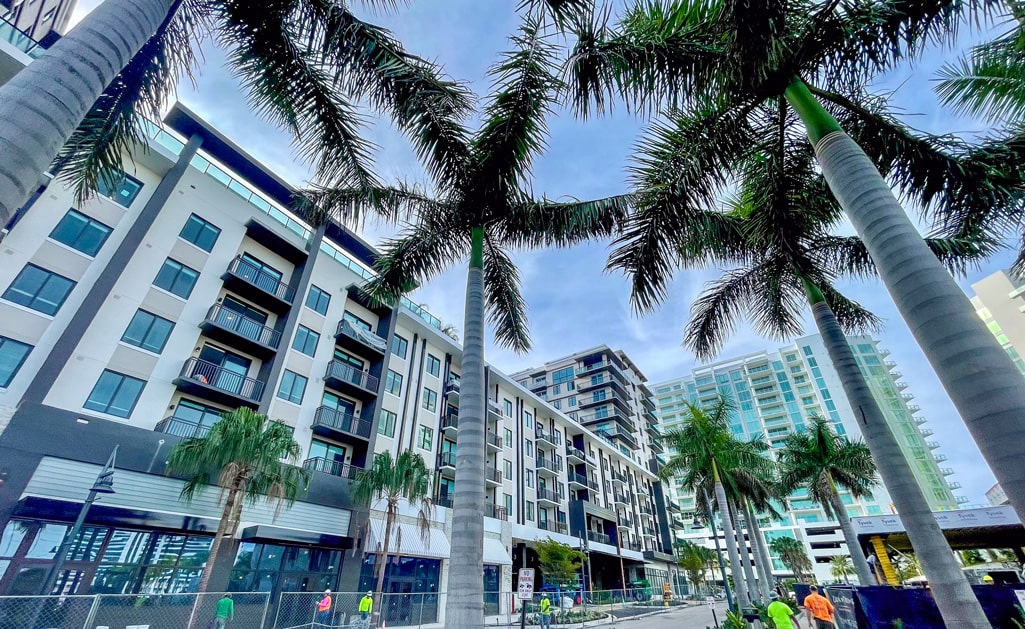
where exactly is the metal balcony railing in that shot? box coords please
[538,520,567,534]
[154,416,212,440]
[179,358,265,402]
[303,457,362,480]
[486,503,509,521]
[438,451,456,468]
[226,255,295,302]
[486,467,502,484]
[436,494,453,508]
[325,360,379,391]
[312,406,373,439]
[537,457,563,474]
[336,319,387,353]
[442,410,459,432]
[486,431,503,449]
[537,488,563,503]
[205,304,281,347]
[587,531,610,545]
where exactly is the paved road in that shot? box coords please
[610,602,733,628]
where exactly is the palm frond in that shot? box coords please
[500,193,631,248]
[52,0,202,203]
[297,182,446,227]
[482,236,531,353]
[816,281,884,335]
[684,265,765,361]
[935,27,1025,123]
[810,231,1002,280]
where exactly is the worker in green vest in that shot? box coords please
[213,594,234,629]
[359,591,374,621]
[539,593,552,629]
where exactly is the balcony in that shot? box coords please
[579,392,631,415]
[617,516,633,529]
[486,430,503,452]
[587,531,611,545]
[649,439,664,454]
[335,320,387,359]
[442,409,459,436]
[154,416,211,440]
[948,481,963,490]
[486,467,503,487]
[303,457,362,480]
[535,427,560,449]
[624,541,642,552]
[594,424,639,450]
[444,378,460,401]
[568,473,589,490]
[611,470,627,486]
[940,467,955,476]
[613,492,630,506]
[538,520,568,534]
[565,445,587,464]
[537,487,563,507]
[311,406,373,442]
[173,358,265,408]
[529,379,547,393]
[919,428,934,438]
[934,454,948,462]
[199,304,280,358]
[914,416,928,425]
[438,451,456,478]
[221,255,295,314]
[639,504,653,517]
[537,457,563,477]
[646,425,662,441]
[926,440,941,450]
[487,399,503,419]
[577,409,635,433]
[667,500,682,513]
[324,360,379,400]
[436,493,453,509]
[908,404,921,414]
[642,526,657,537]
[486,503,509,521]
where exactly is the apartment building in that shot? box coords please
[969,269,1025,377]
[652,334,963,584]
[0,97,690,619]
[1,0,74,45]
[512,348,683,589]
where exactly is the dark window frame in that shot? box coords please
[84,370,146,418]
[120,309,175,354]
[49,209,113,256]
[179,214,221,252]
[2,264,76,315]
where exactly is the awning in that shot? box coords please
[367,520,450,559]
[484,537,513,565]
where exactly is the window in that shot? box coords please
[525,470,534,488]
[426,354,441,377]
[277,370,308,404]
[552,367,574,385]
[121,310,174,353]
[49,210,112,256]
[153,258,199,299]
[342,311,372,332]
[524,412,533,430]
[385,370,403,396]
[84,371,145,417]
[0,336,32,387]
[526,501,534,521]
[504,399,513,416]
[391,334,409,359]
[504,494,513,515]
[526,440,534,458]
[179,214,221,252]
[378,409,397,438]
[2,264,76,316]
[552,384,560,395]
[292,326,320,357]
[422,387,437,412]
[553,400,561,409]
[96,171,143,207]
[504,428,513,448]
[568,396,576,407]
[504,460,513,479]
[418,425,434,450]
[305,285,330,315]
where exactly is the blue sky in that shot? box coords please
[72,1,1019,504]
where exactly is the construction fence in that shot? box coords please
[0,589,681,629]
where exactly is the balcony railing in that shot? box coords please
[639,504,653,516]
[444,379,460,397]
[438,451,456,468]
[312,406,373,440]
[613,492,630,505]
[565,445,586,461]
[537,457,563,474]
[625,541,642,551]
[325,360,379,391]
[336,319,387,354]
[205,304,281,348]
[486,431,503,449]
[618,517,633,529]
[537,488,563,504]
[538,520,567,534]
[303,457,362,480]
[178,357,265,402]
[486,503,509,521]
[611,470,627,485]
[226,255,295,302]
[568,473,589,487]
[154,416,212,440]
[535,427,561,446]
[437,494,453,508]
[486,467,502,484]
[587,531,610,545]
[442,410,459,432]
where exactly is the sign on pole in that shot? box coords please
[517,569,536,600]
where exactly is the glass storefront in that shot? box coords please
[358,555,442,624]
[228,542,342,596]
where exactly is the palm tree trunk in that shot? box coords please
[744,502,774,599]
[732,502,760,602]
[445,226,486,629]
[823,476,875,586]
[0,0,176,222]
[197,478,241,594]
[786,77,1025,529]
[805,284,990,625]
[713,463,749,608]
[373,505,395,619]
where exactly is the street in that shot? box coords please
[614,602,733,628]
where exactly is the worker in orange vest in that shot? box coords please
[316,589,333,625]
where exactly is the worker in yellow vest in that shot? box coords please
[539,593,552,629]
[359,591,374,621]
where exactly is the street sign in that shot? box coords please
[706,596,715,607]
[517,569,535,600]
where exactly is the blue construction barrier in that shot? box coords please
[824,584,1025,628]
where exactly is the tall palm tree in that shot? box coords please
[660,396,768,608]
[351,450,433,614]
[313,13,628,628]
[670,135,991,622]
[0,0,473,219]
[566,1,1025,568]
[768,536,812,583]
[166,407,309,593]
[677,540,716,595]
[776,418,877,585]
[830,555,854,584]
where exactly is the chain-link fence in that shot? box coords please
[276,591,445,629]
[0,592,270,629]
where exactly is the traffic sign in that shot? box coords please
[517,569,535,600]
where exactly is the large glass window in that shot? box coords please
[378,410,397,438]
[172,399,225,429]
[384,370,403,396]
[391,334,409,359]
[277,370,308,404]
[417,425,433,450]
[153,258,199,299]
[425,354,441,377]
[342,311,372,332]
[305,285,331,315]
[552,367,574,385]
[357,555,442,623]
[179,214,221,252]
[121,310,174,353]
[0,336,32,388]
[84,370,145,417]
[49,209,112,256]
[96,171,143,207]
[2,264,76,315]
[292,326,320,357]
[421,387,437,412]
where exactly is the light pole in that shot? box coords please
[693,487,734,612]
[579,535,591,611]
[40,446,118,595]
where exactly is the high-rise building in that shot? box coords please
[652,334,962,583]
[0,98,689,615]
[969,269,1025,376]
[512,348,682,586]
[1,0,76,45]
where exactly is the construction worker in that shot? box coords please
[767,592,802,629]
[316,589,333,625]
[359,591,374,621]
[803,586,835,629]
[539,593,553,629]
[213,593,234,629]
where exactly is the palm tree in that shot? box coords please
[312,13,628,628]
[165,407,309,593]
[830,556,854,584]
[668,138,991,621]
[660,396,767,608]
[776,418,877,585]
[0,0,473,221]
[351,450,433,614]
[566,1,1025,575]
[769,536,812,583]
[677,540,715,595]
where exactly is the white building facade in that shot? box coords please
[969,269,1025,377]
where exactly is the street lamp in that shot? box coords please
[579,535,592,611]
[692,487,735,612]
[40,446,118,595]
